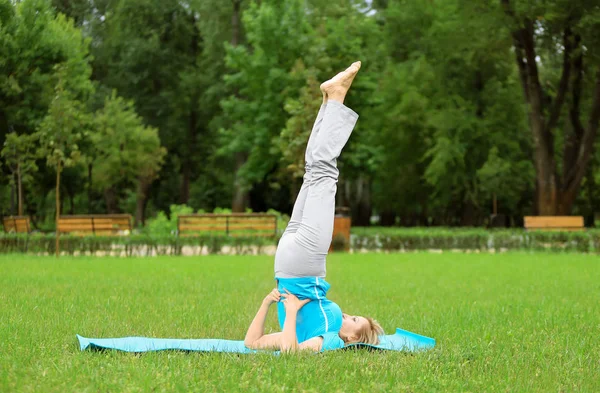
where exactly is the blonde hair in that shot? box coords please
[354,317,384,345]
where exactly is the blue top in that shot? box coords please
[276,277,345,351]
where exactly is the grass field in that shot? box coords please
[1,252,598,392]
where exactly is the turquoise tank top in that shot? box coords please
[276,277,344,350]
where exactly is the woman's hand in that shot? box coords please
[262,288,281,306]
[281,290,310,312]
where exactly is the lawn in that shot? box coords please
[1,252,598,392]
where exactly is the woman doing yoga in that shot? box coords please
[244,61,383,352]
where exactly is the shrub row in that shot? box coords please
[351,229,600,253]
[1,229,599,255]
[0,234,278,256]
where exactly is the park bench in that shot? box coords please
[2,216,31,233]
[57,215,132,236]
[177,214,278,237]
[524,216,584,231]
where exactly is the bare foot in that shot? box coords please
[320,61,361,104]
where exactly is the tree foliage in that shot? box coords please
[1,0,600,228]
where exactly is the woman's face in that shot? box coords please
[339,313,369,342]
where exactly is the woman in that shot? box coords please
[244,61,383,352]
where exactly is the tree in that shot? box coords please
[220,0,315,211]
[0,0,92,222]
[36,67,89,256]
[1,133,38,216]
[229,0,248,213]
[500,0,600,215]
[91,91,166,224]
[371,0,533,225]
[0,0,92,135]
[92,0,208,209]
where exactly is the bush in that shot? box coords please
[2,227,598,256]
[0,233,278,256]
[143,204,195,235]
[350,227,600,253]
[331,233,349,252]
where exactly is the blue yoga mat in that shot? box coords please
[77,328,435,353]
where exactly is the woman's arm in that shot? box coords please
[244,289,280,349]
[280,306,299,351]
[299,336,324,352]
[279,291,310,352]
[244,290,311,352]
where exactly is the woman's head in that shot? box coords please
[339,313,384,345]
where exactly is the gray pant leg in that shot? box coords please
[280,104,327,237]
[274,101,358,278]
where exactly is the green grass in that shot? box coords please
[1,253,598,392]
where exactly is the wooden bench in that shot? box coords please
[2,216,31,233]
[178,214,278,237]
[57,215,132,236]
[524,216,584,231]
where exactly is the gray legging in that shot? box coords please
[274,101,359,278]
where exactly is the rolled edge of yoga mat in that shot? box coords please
[345,328,436,351]
[76,335,89,351]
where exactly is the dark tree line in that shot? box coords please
[1,0,600,229]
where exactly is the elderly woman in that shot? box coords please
[244,61,383,353]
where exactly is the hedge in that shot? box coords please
[350,228,600,253]
[1,228,599,255]
[0,234,278,256]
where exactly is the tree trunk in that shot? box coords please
[353,176,372,226]
[68,188,75,215]
[532,123,559,215]
[559,67,600,214]
[232,153,249,212]
[230,0,249,213]
[503,4,600,216]
[104,187,118,213]
[135,177,152,227]
[379,210,396,226]
[232,0,242,47]
[55,162,61,257]
[461,200,478,226]
[586,164,598,224]
[502,3,572,215]
[180,155,191,204]
[180,109,199,205]
[87,163,93,214]
[17,163,23,216]
[10,173,15,216]
[180,13,200,205]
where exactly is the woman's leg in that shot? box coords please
[275,102,358,278]
[280,103,328,237]
[293,101,358,262]
[274,62,361,278]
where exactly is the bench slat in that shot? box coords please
[178,214,277,237]
[58,215,131,235]
[524,216,584,228]
[3,217,31,233]
[525,227,584,232]
[179,223,274,229]
[179,226,228,231]
[179,218,274,223]
[58,219,94,224]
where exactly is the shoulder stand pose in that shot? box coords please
[244,61,383,353]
